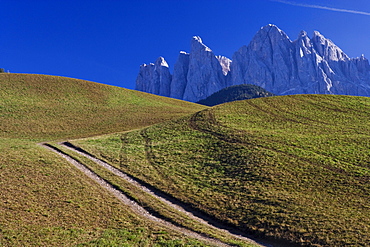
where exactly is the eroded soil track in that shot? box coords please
[41,142,267,247]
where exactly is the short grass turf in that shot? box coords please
[0,139,209,246]
[0,74,209,246]
[73,94,370,246]
[0,73,205,140]
[54,142,258,247]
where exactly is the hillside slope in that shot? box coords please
[0,73,205,140]
[0,74,209,246]
[74,94,370,246]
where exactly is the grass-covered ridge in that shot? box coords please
[0,73,205,140]
[0,73,210,246]
[74,94,370,246]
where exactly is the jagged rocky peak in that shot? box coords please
[229,24,368,96]
[193,36,233,76]
[135,56,171,96]
[230,23,298,93]
[297,30,311,47]
[260,23,286,34]
[250,24,292,48]
[312,31,349,61]
[191,36,212,52]
[352,54,370,73]
[136,24,370,101]
[295,30,314,58]
[183,35,229,102]
[155,56,169,67]
[247,23,293,63]
[298,30,308,37]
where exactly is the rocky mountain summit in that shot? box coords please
[136,24,370,102]
[135,57,172,97]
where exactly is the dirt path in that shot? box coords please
[61,141,270,246]
[41,142,269,246]
[41,143,230,246]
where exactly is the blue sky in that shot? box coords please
[1,0,370,89]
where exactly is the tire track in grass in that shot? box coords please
[40,143,265,247]
[41,143,229,246]
[55,142,269,247]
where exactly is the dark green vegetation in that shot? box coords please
[0,74,210,246]
[196,84,274,106]
[74,94,370,246]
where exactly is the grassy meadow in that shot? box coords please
[73,94,370,246]
[0,73,205,140]
[0,74,210,246]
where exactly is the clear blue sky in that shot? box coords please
[1,0,370,89]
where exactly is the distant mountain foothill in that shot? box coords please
[196,84,275,106]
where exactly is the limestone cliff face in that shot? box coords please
[182,36,228,102]
[135,24,370,101]
[135,57,172,97]
[230,24,297,95]
[170,51,189,100]
[136,37,230,102]
[216,55,232,76]
[229,24,370,96]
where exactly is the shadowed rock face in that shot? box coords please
[136,24,370,102]
[135,57,172,96]
[170,51,189,100]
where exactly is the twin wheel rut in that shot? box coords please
[41,142,269,247]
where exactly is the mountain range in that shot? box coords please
[135,24,370,102]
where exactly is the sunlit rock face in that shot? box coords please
[136,24,370,101]
[182,36,229,102]
[136,37,230,102]
[230,24,298,95]
[230,24,370,96]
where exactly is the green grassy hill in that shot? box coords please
[0,73,205,140]
[0,74,209,246]
[73,94,370,246]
